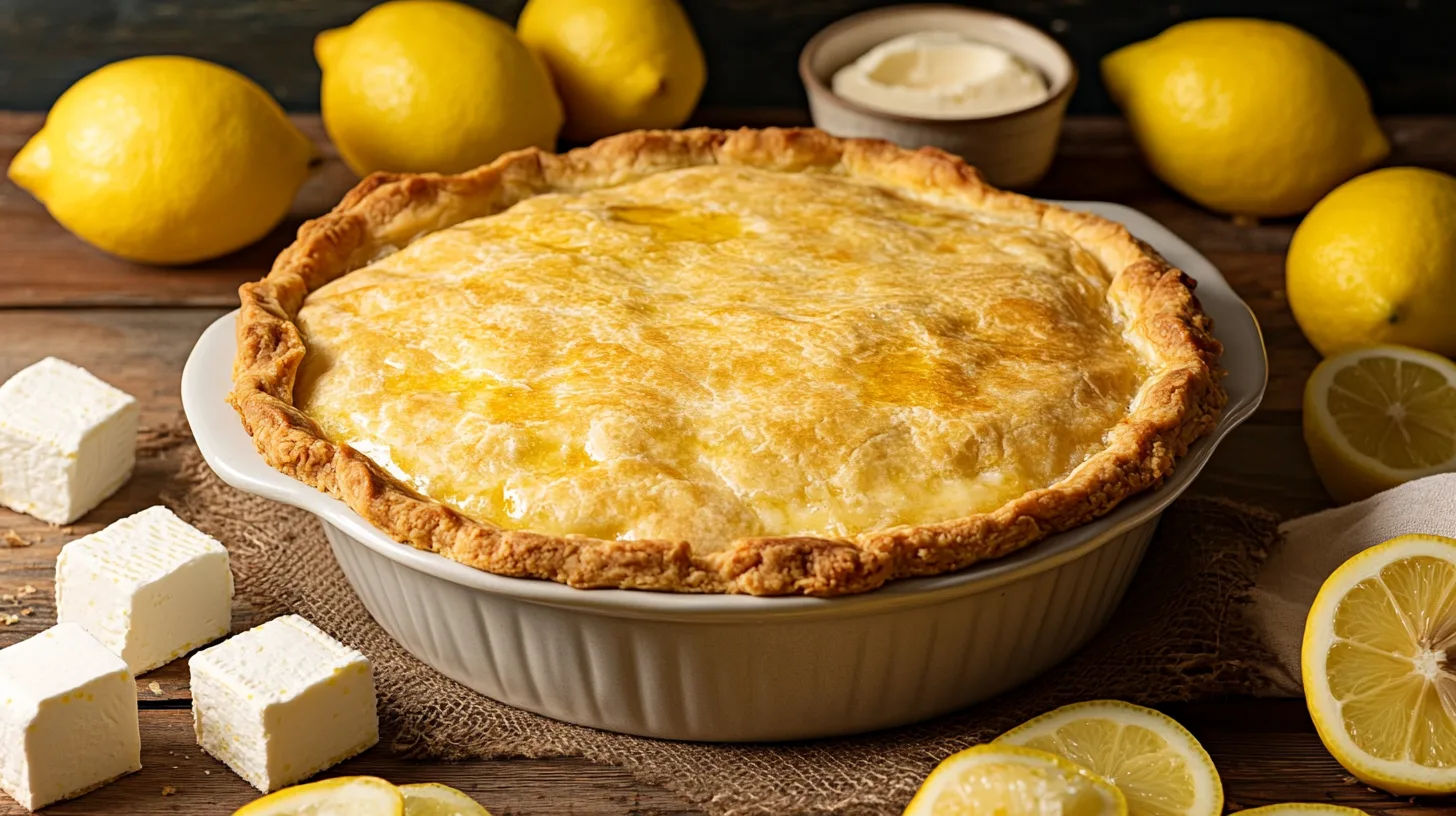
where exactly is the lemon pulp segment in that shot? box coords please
[1326,355,1456,469]
[1303,346,1456,503]
[1327,555,1456,763]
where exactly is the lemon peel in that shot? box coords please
[518,0,705,142]
[8,56,313,265]
[1103,19,1387,217]
[317,0,562,176]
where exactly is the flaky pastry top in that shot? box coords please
[231,128,1224,595]
[296,164,1148,550]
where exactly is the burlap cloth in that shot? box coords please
[151,429,1282,816]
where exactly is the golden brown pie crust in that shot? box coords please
[230,128,1225,597]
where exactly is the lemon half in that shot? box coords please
[995,700,1222,816]
[232,776,403,816]
[1302,534,1456,795]
[1302,345,1456,504]
[904,744,1128,816]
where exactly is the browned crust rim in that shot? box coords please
[229,127,1225,597]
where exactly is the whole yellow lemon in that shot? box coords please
[1287,167,1456,358]
[517,0,705,142]
[1103,19,1389,217]
[7,56,313,265]
[317,0,563,176]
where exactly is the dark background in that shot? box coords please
[0,0,1450,115]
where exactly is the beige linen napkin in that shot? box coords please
[1250,473,1456,695]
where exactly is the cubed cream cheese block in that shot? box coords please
[191,615,378,792]
[57,505,233,675]
[0,357,139,524]
[0,623,142,811]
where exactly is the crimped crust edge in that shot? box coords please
[229,127,1225,597]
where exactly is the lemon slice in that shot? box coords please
[400,783,492,816]
[994,700,1221,816]
[232,776,404,815]
[1303,533,1456,795]
[1233,807,1370,816]
[904,744,1128,816]
[1303,344,1456,503]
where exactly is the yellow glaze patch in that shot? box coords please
[297,165,1146,549]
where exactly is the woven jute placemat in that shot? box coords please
[152,430,1279,816]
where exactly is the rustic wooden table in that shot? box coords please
[1,112,1453,815]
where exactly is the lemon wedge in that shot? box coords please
[1302,533,1456,795]
[400,783,492,816]
[995,700,1221,816]
[1233,807,1370,816]
[1302,345,1456,503]
[232,776,404,815]
[903,744,1127,816]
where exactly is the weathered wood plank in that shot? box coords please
[7,710,703,816]
[0,115,350,308]
[5,701,1449,815]
[1187,424,1329,519]
[3,114,1454,312]
[0,308,226,554]
[0,308,254,701]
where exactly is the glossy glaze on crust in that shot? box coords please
[230,128,1224,596]
[295,165,1149,548]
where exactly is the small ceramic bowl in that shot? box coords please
[800,4,1077,189]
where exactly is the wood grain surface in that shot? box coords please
[0,1,1451,116]
[2,112,1455,814]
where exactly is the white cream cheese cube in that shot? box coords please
[191,614,378,792]
[57,505,233,675]
[0,357,139,525]
[0,623,142,810]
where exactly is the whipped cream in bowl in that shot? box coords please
[831,31,1051,119]
[800,5,1076,188]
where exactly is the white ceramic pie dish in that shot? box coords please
[183,201,1265,743]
